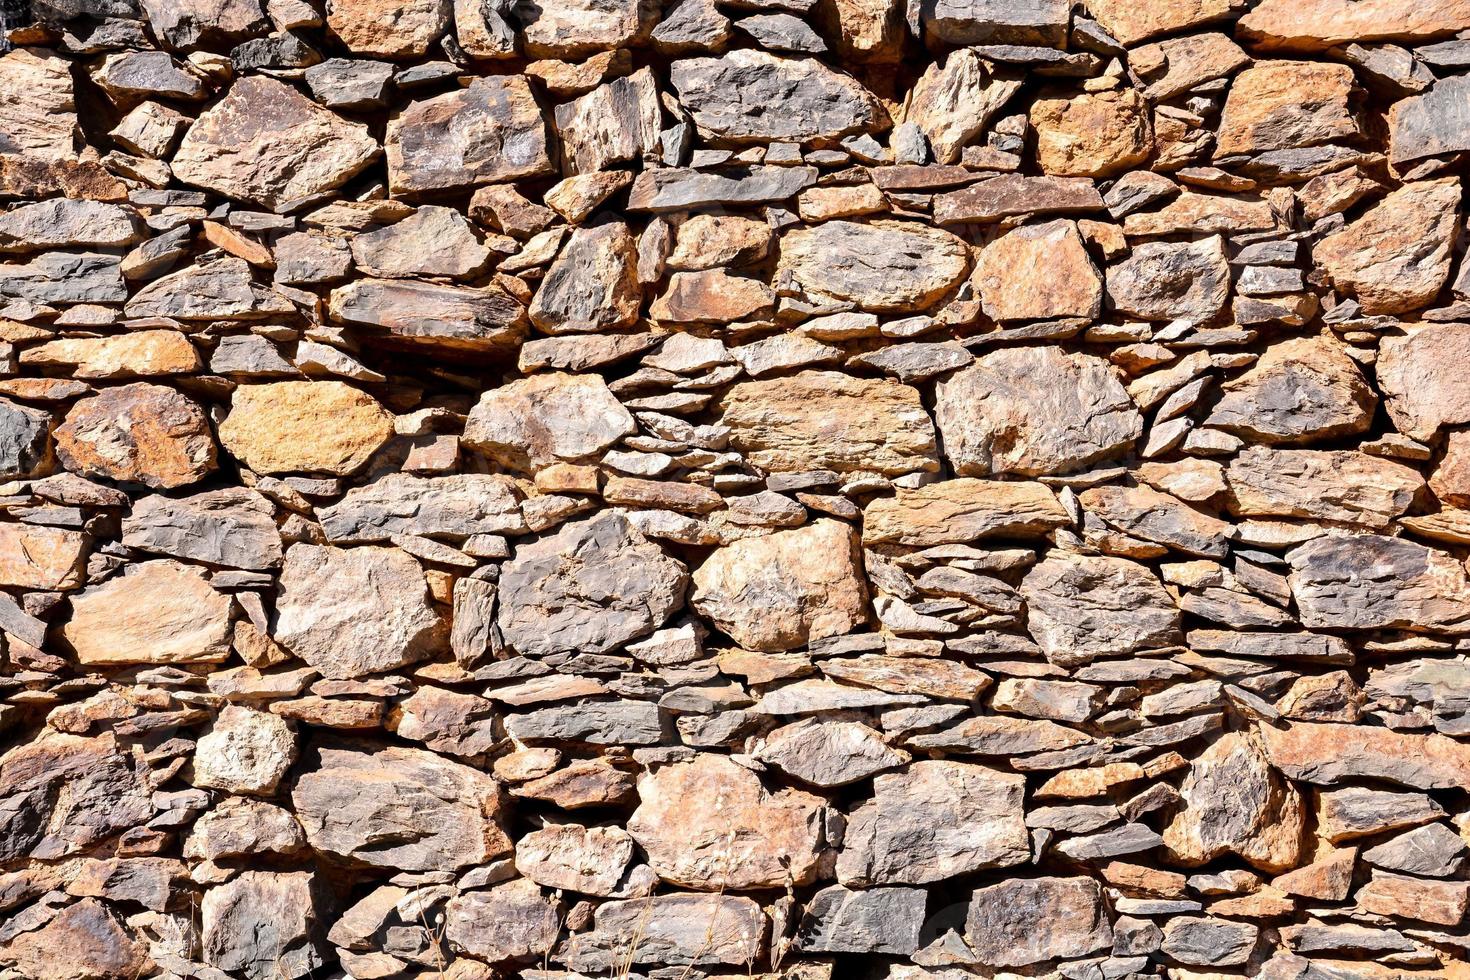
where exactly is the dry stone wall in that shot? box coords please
[4,0,1470,977]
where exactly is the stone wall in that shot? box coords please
[2,0,1470,977]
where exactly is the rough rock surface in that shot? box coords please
[5,2,1470,978]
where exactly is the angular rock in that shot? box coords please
[0,48,78,160]
[964,876,1113,967]
[1390,73,1470,166]
[1287,533,1470,633]
[670,49,885,142]
[327,0,449,56]
[1216,61,1360,157]
[1226,446,1422,529]
[1087,0,1237,45]
[1031,88,1151,178]
[173,77,378,211]
[202,871,327,980]
[292,741,511,871]
[329,277,528,354]
[1238,0,1470,51]
[515,823,635,896]
[444,879,559,962]
[863,478,1068,546]
[934,347,1142,477]
[0,523,86,590]
[1021,552,1181,667]
[122,487,281,569]
[386,75,553,195]
[1107,235,1231,322]
[693,518,868,652]
[796,885,926,955]
[920,0,1070,45]
[3,898,147,980]
[905,48,1021,164]
[1313,178,1459,315]
[0,731,152,862]
[755,719,909,787]
[320,473,523,543]
[1206,336,1376,444]
[517,0,657,57]
[562,893,765,971]
[193,705,298,795]
[554,67,662,175]
[627,753,826,889]
[721,370,938,476]
[1263,721,1470,790]
[56,382,215,489]
[1164,731,1305,873]
[21,330,199,379]
[972,219,1102,321]
[275,544,441,679]
[218,381,393,476]
[838,760,1028,886]
[527,222,641,333]
[497,511,687,657]
[1378,323,1470,440]
[1161,917,1258,967]
[63,559,232,665]
[1079,484,1233,558]
[0,398,51,481]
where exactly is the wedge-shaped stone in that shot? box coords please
[173,77,378,211]
[777,219,969,313]
[838,760,1028,886]
[905,48,1021,164]
[670,49,885,142]
[935,347,1141,477]
[554,67,661,175]
[64,559,232,665]
[628,753,826,889]
[1314,178,1459,315]
[863,478,1068,546]
[498,511,687,658]
[329,278,527,354]
[1206,336,1376,444]
[127,257,294,321]
[386,75,553,195]
[693,519,867,653]
[1262,721,1470,790]
[275,544,442,679]
[463,372,635,472]
[293,741,511,871]
[1079,484,1233,558]
[1021,552,1181,667]
[1226,446,1423,529]
[721,370,938,476]
[1287,533,1470,633]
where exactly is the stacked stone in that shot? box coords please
[5,0,1470,977]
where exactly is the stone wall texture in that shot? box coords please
[5,0,1470,978]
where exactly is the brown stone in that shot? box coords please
[0,523,86,590]
[720,370,939,476]
[327,0,449,56]
[693,518,868,652]
[972,219,1102,321]
[776,219,970,313]
[63,559,233,665]
[1314,178,1459,315]
[1239,0,1470,51]
[218,381,394,476]
[56,382,216,489]
[1215,61,1360,157]
[862,478,1068,546]
[1379,323,1470,440]
[1206,337,1376,444]
[1031,89,1152,178]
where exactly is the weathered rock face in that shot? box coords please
[14,2,1470,978]
[292,741,511,871]
[838,760,1028,885]
[720,370,939,475]
[776,219,969,312]
[693,518,867,652]
[497,511,687,657]
[172,77,379,212]
[670,49,885,142]
[274,544,443,679]
[935,347,1142,476]
[627,753,827,889]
